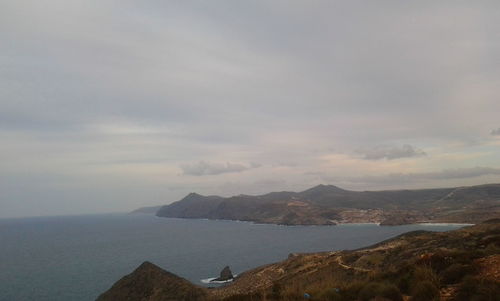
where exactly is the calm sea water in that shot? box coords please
[0,214,467,301]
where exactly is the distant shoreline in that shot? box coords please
[416,222,475,226]
[152,183,500,227]
[150,216,478,227]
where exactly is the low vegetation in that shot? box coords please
[215,221,500,301]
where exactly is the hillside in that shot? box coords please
[97,221,500,301]
[96,261,207,301]
[154,184,500,225]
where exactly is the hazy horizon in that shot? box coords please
[2,1,500,218]
[4,181,500,219]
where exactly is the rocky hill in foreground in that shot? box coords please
[96,261,207,301]
[152,183,500,225]
[97,221,500,301]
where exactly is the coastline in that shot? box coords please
[154,216,480,227]
[337,222,381,226]
[96,221,500,301]
[416,222,475,226]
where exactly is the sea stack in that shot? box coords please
[211,266,233,282]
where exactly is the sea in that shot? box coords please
[0,214,469,301]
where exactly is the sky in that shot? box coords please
[1,1,500,218]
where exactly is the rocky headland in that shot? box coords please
[137,183,500,226]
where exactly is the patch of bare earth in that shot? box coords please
[287,201,308,207]
[476,254,500,282]
[440,284,460,301]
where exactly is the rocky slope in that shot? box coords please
[96,261,207,301]
[154,184,500,225]
[97,221,500,301]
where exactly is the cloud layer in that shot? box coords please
[180,161,255,176]
[1,1,500,217]
[348,166,500,185]
[357,145,427,160]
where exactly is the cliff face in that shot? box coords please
[96,262,207,301]
[97,222,500,301]
[155,184,500,225]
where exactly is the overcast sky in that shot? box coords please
[1,1,500,217]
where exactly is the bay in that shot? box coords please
[0,214,467,301]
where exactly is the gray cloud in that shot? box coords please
[312,167,500,192]
[250,162,263,168]
[423,167,500,180]
[491,128,500,136]
[357,145,427,160]
[342,167,500,186]
[1,1,500,217]
[180,161,258,176]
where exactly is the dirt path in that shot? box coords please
[334,254,372,272]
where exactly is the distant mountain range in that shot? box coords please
[133,183,500,225]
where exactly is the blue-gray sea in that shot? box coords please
[0,214,467,301]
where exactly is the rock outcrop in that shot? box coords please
[211,266,233,282]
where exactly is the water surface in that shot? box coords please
[0,214,467,301]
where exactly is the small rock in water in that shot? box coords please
[211,266,233,282]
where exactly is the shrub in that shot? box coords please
[268,283,282,300]
[410,280,440,301]
[359,253,385,267]
[378,284,403,301]
[358,282,403,301]
[418,252,449,271]
[339,281,367,301]
[342,252,360,264]
[452,276,500,301]
[440,263,475,284]
[413,265,440,287]
[222,292,263,301]
[358,282,381,301]
[317,288,343,301]
[396,272,412,294]
[483,241,500,256]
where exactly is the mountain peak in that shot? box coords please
[305,184,347,193]
[96,261,207,301]
[182,192,205,200]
